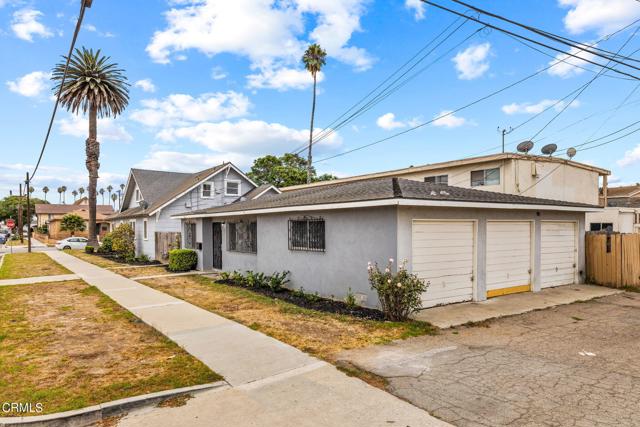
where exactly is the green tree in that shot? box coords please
[111,223,135,258]
[78,187,85,198]
[72,190,78,201]
[0,196,47,225]
[302,43,327,183]
[60,213,86,235]
[42,186,49,201]
[247,153,337,188]
[52,47,129,247]
[99,188,105,204]
[110,192,117,208]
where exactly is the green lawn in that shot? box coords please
[0,253,71,280]
[0,280,221,416]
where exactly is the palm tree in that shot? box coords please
[106,184,113,203]
[110,193,117,208]
[302,43,327,184]
[57,187,63,203]
[119,184,125,208]
[72,190,78,202]
[61,186,67,204]
[42,186,49,202]
[52,47,129,246]
[78,187,85,199]
[99,188,105,204]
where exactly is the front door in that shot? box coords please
[212,222,222,269]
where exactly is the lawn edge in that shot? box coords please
[0,381,229,426]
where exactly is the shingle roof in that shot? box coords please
[607,198,640,208]
[109,164,229,220]
[604,184,640,198]
[35,203,114,215]
[242,184,280,200]
[175,177,598,218]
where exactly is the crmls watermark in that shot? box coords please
[1,402,44,414]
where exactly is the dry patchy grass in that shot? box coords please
[115,266,171,279]
[0,280,221,416]
[141,275,436,363]
[65,250,123,268]
[0,252,71,280]
[65,251,170,278]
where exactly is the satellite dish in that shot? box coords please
[566,147,577,159]
[541,143,558,156]
[516,140,534,154]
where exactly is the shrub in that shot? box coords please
[60,213,86,235]
[99,233,113,253]
[368,258,428,321]
[85,245,95,254]
[268,271,290,292]
[136,254,151,263]
[168,249,198,272]
[230,270,245,284]
[245,271,268,288]
[36,225,48,234]
[344,288,357,308]
[219,271,230,281]
[111,224,135,258]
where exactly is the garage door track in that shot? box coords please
[338,292,640,427]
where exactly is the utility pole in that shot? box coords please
[498,126,513,153]
[25,172,32,253]
[17,184,23,244]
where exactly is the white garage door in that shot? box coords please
[541,221,577,288]
[412,220,475,307]
[486,221,532,297]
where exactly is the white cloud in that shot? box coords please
[6,71,50,97]
[134,79,156,93]
[617,144,640,167]
[58,115,133,142]
[452,43,491,80]
[11,8,53,41]
[156,119,342,154]
[136,151,253,172]
[547,45,597,78]
[247,67,323,90]
[502,99,581,115]
[559,0,640,35]
[405,0,426,20]
[211,66,227,80]
[83,23,116,38]
[432,110,468,128]
[376,112,405,130]
[130,91,250,127]
[146,0,373,89]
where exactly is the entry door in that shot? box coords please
[412,220,475,308]
[541,221,577,288]
[212,222,222,269]
[486,221,532,297]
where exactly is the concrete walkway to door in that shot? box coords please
[414,284,621,328]
[46,251,448,427]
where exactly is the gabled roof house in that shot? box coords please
[109,163,279,262]
[588,183,640,233]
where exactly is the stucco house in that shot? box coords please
[35,198,113,240]
[108,163,279,262]
[174,176,600,309]
[586,184,640,233]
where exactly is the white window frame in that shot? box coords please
[225,180,241,196]
[129,220,136,239]
[471,167,500,187]
[143,219,148,240]
[424,174,448,185]
[201,181,215,199]
[134,188,141,202]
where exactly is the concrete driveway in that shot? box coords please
[339,292,640,427]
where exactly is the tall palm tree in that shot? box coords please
[119,184,125,209]
[99,188,105,204]
[110,193,117,208]
[42,186,49,202]
[78,187,85,199]
[72,190,78,202]
[302,43,327,184]
[61,186,67,204]
[106,184,113,203]
[52,47,129,246]
[57,187,63,203]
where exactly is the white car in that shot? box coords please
[55,237,88,250]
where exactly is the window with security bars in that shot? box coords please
[288,218,325,252]
[227,222,257,253]
[184,222,197,249]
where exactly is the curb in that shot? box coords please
[0,254,4,271]
[0,381,228,427]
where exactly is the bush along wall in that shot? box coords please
[168,249,198,272]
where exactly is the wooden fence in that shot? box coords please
[586,232,640,288]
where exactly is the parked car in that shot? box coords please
[0,234,6,245]
[55,237,88,251]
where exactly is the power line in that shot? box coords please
[30,0,90,180]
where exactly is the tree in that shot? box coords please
[106,184,113,203]
[57,187,63,203]
[78,187,85,199]
[29,187,34,194]
[302,43,327,184]
[0,196,47,225]
[247,153,337,187]
[60,213,86,236]
[111,223,135,258]
[52,47,129,247]
[72,190,78,201]
[42,186,49,202]
[99,188,105,204]
[111,192,117,208]
[61,186,67,204]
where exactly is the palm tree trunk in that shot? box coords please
[306,73,317,184]
[86,105,100,246]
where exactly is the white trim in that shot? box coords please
[253,185,282,199]
[225,179,242,196]
[119,171,136,213]
[143,219,148,240]
[173,198,602,219]
[201,181,215,199]
[147,163,257,216]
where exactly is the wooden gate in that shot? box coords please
[586,232,640,288]
[155,232,181,263]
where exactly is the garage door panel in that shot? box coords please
[486,221,532,294]
[413,220,475,308]
[541,222,576,288]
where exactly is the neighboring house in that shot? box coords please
[587,183,640,233]
[35,197,114,240]
[108,164,279,262]
[282,153,609,206]
[174,177,599,309]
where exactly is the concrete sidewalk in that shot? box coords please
[0,273,79,287]
[46,251,447,426]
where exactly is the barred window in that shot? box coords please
[288,218,325,252]
[184,222,197,249]
[228,222,257,253]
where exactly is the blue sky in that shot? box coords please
[2,0,640,201]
